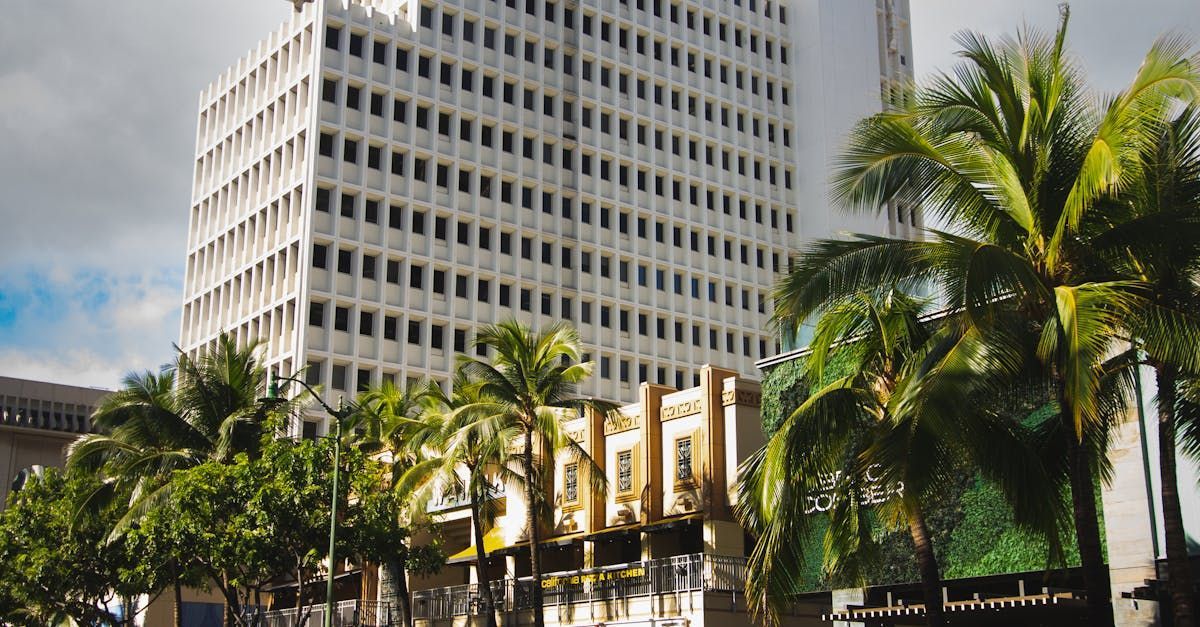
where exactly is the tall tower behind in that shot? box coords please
[179,0,915,433]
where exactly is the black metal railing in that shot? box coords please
[411,553,747,620]
[255,599,393,626]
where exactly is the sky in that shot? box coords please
[0,0,1197,390]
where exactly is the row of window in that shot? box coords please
[330,26,791,117]
[305,337,761,396]
[424,0,786,32]
[333,0,790,82]
[316,129,793,218]
[315,236,780,299]
[310,291,771,354]
[563,434,694,505]
[318,181,792,240]
[321,74,792,151]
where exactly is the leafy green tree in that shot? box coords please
[128,436,363,627]
[346,461,446,627]
[350,378,437,627]
[0,468,159,626]
[738,290,1057,626]
[395,367,526,627]
[462,320,612,627]
[1095,105,1200,624]
[773,11,1200,624]
[67,334,295,626]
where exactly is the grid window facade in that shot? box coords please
[180,0,913,423]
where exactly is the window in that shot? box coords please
[305,360,322,386]
[337,249,352,274]
[563,462,579,504]
[432,269,445,294]
[308,301,324,327]
[616,449,635,499]
[334,306,349,331]
[675,435,695,485]
[384,315,398,340]
[312,243,328,269]
[360,311,374,336]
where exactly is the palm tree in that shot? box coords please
[771,11,1200,624]
[395,368,525,627]
[462,320,612,627]
[1092,105,1200,624]
[351,377,434,627]
[738,289,1058,627]
[67,334,290,627]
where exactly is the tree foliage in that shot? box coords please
[0,469,163,626]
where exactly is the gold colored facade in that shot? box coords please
[409,365,829,626]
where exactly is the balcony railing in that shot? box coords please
[256,599,393,626]
[412,553,747,621]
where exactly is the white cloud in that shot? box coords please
[0,270,182,389]
[0,348,126,391]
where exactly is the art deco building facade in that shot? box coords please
[408,365,774,626]
[179,0,914,431]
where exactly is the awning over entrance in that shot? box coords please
[582,523,641,543]
[446,527,508,564]
[489,533,587,556]
[641,513,703,534]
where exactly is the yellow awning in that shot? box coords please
[447,527,508,563]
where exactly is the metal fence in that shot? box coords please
[255,599,393,626]
[412,553,747,621]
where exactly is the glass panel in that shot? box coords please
[676,437,692,482]
[564,463,578,502]
[617,450,633,493]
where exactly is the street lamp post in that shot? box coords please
[266,373,355,627]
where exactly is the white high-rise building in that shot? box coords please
[179,0,914,430]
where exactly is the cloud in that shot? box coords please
[0,1,287,276]
[910,0,1200,92]
[0,1,288,387]
[0,269,183,389]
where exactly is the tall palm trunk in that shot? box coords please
[471,492,500,627]
[1155,363,1195,625]
[906,503,944,627]
[523,427,545,627]
[391,557,414,627]
[1066,432,1113,626]
[222,573,235,627]
[173,580,184,627]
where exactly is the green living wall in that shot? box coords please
[759,359,1100,591]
